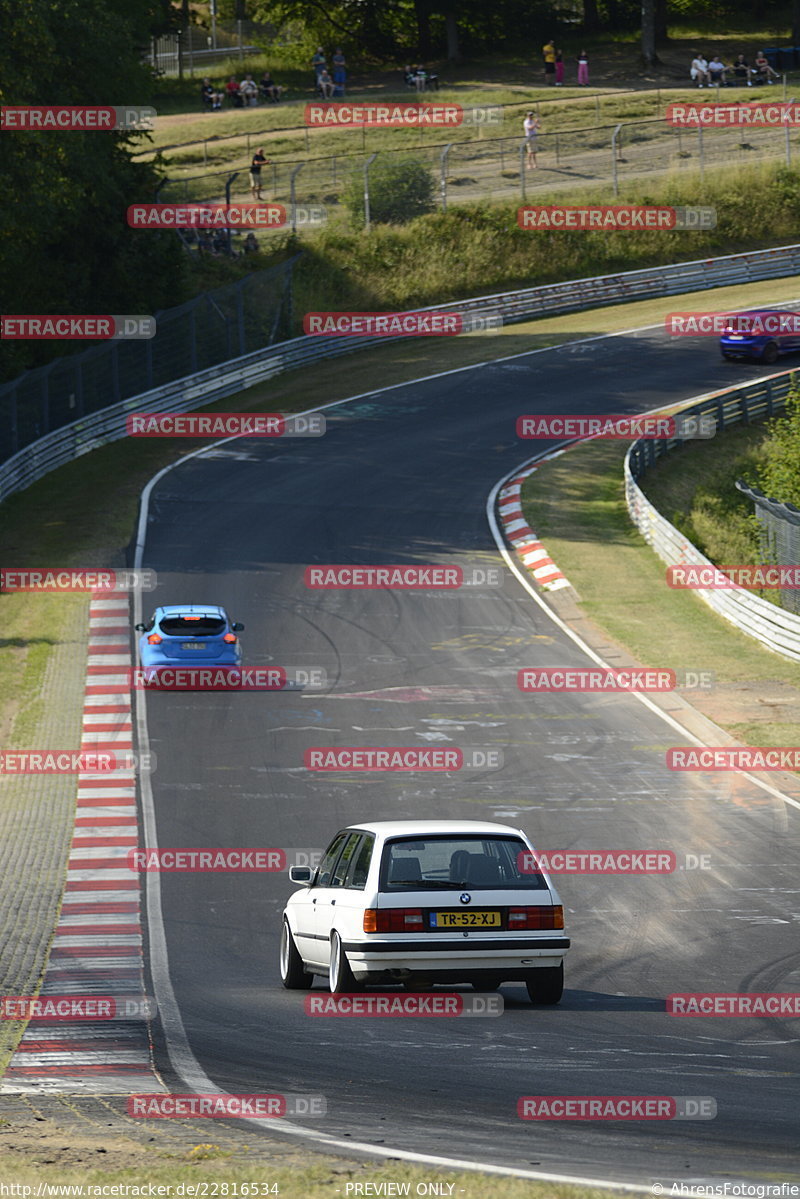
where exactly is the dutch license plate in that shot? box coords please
[430,910,501,928]
[182,642,206,649]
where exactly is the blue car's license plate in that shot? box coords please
[182,642,206,649]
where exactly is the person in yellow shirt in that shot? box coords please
[543,39,556,85]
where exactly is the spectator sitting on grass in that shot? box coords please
[226,76,244,107]
[240,74,259,106]
[419,64,439,90]
[754,50,779,83]
[201,77,222,110]
[244,232,259,254]
[259,71,282,101]
[707,55,730,85]
[733,54,754,85]
[690,52,709,87]
[318,68,335,98]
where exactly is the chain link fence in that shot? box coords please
[736,481,800,614]
[0,257,298,464]
[156,113,798,215]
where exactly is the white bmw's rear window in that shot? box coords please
[380,836,548,891]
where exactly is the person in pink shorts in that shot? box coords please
[555,49,564,85]
[577,49,589,85]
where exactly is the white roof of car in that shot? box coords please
[344,820,524,837]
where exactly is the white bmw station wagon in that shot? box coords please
[279,820,570,1004]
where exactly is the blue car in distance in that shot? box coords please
[135,604,244,674]
[720,309,800,364]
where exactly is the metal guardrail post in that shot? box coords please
[785,99,795,166]
[611,123,622,197]
[440,143,453,212]
[697,125,704,180]
[290,163,305,234]
[363,152,378,232]
[225,171,239,255]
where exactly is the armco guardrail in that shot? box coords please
[625,372,800,663]
[4,241,800,506]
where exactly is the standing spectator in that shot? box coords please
[318,68,335,98]
[754,50,779,83]
[249,147,269,200]
[733,54,754,85]
[523,110,540,169]
[226,76,243,107]
[577,48,589,86]
[312,47,327,83]
[240,74,259,106]
[690,52,709,87]
[332,47,347,94]
[555,49,564,86]
[543,39,556,85]
[403,64,416,88]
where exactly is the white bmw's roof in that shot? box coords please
[343,820,524,838]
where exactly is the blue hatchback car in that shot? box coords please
[135,605,244,674]
[720,309,800,364]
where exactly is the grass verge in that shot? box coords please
[0,1152,628,1199]
[520,429,800,751]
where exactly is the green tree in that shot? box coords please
[344,158,435,227]
[0,0,186,381]
[752,380,800,506]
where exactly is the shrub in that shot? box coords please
[343,157,436,227]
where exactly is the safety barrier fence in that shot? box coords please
[3,242,800,513]
[626,372,800,660]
